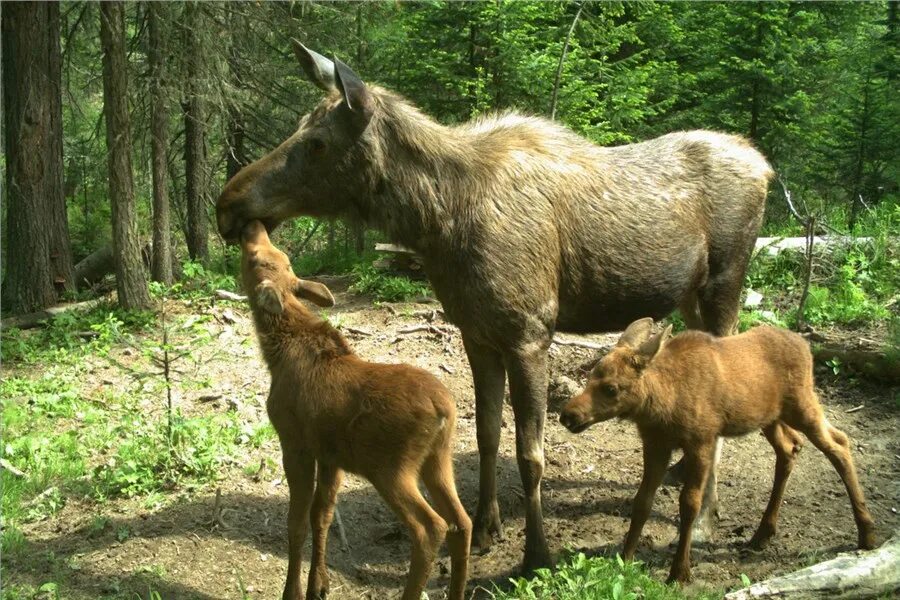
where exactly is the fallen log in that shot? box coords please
[725,531,900,599]
[73,245,115,289]
[812,344,900,384]
[1,298,106,330]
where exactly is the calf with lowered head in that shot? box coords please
[240,220,471,600]
[560,318,876,583]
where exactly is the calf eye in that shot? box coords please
[601,384,617,396]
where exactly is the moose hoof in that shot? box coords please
[521,546,554,576]
[666,564,692,585]
[472,505,504,553]
[748,525,775,550]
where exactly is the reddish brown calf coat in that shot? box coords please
[561,319,876,583]
[240,221,470,600]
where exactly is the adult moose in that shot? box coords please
[216,42,773,572]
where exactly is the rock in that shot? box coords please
[548,375,581,414]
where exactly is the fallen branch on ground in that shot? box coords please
[1,298,106,330]
[812,344,899,384]
[725,530,900,599]
[551,336,607,351]
[215,289,247,302]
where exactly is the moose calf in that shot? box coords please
[240,220,471,600]
[560,318,876,583]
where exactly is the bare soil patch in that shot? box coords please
[8,279,900,599]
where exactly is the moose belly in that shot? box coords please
[556,245,706,334]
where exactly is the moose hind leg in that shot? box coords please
[505,342,552,573]
[423,446,472,600]
[750,422,801,549]
[463,335,507,552]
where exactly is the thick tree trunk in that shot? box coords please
[1,2,71,313]
[149,2,173,284]
[99,1,150,310]
[182,2,209,263]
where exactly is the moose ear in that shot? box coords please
[255,280,284,315]
[294,279,335,308]
[636,324,673,363]
[617,317,654,348]
[291,39,335,91]
[333,56,373,129]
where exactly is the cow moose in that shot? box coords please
[216,42,773,571]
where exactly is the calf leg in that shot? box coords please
[668,442,715,584]
[423,445,472,600]
[376,473,448,600]
[796,412,876,550]
[505,342,552,572]
[623,443,673,560]
[462,335,506,552]
[278,440,316,600]
[750,422,802,549]
[307,463,343,599]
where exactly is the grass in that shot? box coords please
[490,552,722,600]
[349,263,431,302]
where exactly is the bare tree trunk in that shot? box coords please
[182,1,208,263]
[2,2,65,313]
[46,1,75,294]
[549,2,584,121]
[149,1,173,285]
[100,1,150,310]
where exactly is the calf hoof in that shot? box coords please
[472,504,504,553]
[748,524,775,550]
[858,529,877,551]
[307,567,330,599]
[666,564,692,585]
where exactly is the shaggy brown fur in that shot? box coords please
[216,44,773,569]
[561,319,877,583]
[240,220,470,600]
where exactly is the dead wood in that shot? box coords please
[725,530,900,599]
[812,344,900,384]
[1,298,106,330]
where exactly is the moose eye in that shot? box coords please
[308,138,326,154]
[601,384,617,397]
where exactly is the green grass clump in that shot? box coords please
[491,553,719,600]
[349,263,431,302]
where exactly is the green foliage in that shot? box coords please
[0,305,155,364]
[490,552,718,600]
[349,264,431,303]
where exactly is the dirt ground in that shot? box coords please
[7,278,900,599]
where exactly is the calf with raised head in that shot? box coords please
[240,220,471,600]
[561,319,877,583]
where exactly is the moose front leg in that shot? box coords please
[279,445,316,600]
[505,342,552,573]
[463,336,507,553]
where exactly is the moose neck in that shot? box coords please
[628,368,677,427]
[250,297,352,371]
[364,91,480,252]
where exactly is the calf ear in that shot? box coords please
[636,324,673,363]
[294,279,335,308]
[333,56,373,130]
[617,317,654,348]
[291,40,336,91]
[255,280,284,315]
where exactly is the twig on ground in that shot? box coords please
[551,336,606,351]
[846,404,865,414]
[215,289,247,302]
[0,458,26,478]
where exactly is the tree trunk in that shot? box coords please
[99,1,150,310]
[1,2,70,313]
[46,1,75,295]
[148,2,173,285]
[182,1,209,263]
